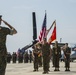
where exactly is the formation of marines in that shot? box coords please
[2,39,71,74]
[32,39,71,74]
[6,51,33,64]
[4,39,71,74]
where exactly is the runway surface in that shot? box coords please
[6,61,76,75]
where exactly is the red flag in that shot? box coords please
[48,21,56,44]
[38,13,46,42]
[46,20,56,36]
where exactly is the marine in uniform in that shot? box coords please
[52,41,61,71]
[7,52,12,63]
[36,43,42,67]
[64,43,71,71]
[18,52,23,63]
[51,47,55,67]
[29,51,32,63]
[32,45,40,71]
[0,16,17,75]
[41,38,51,74]
[23,52,29,63]
[12,52,17,63]
[38,51,42,67]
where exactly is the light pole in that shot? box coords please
[60,38,62,43]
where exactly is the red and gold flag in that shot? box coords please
[48,21,56,44]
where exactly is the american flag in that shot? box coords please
[38,13,46,42]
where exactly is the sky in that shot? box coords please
[0,0,76,53]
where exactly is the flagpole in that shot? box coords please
[45,10,47,29]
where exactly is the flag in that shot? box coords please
[48,21,56,44]
[17,48,21,56]
[46,20,56,36]
[38,13,46,41]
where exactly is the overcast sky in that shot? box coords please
[0,0,76,53]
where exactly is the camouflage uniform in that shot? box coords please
[53,46,61,71]
[52,41,61,71]
[7,52,12,63]
[64,47,71,71]
[41,42,51,73]
[38,51,42,67]
[23,52,29,63]
[0,26,13,75]
[52,49,55,67]
[29,51,32,63]
[33,48,39,71]
[12,52,17,63]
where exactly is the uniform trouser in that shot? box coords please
[38,56,42,66]
[29,57,32,63]
[52,56,55,67]
[43,56,49,72]
[12,59,16,63]
[34,57,38,70]
[0,56,7,75]
[54,55,59,68]
[65,57,70,69]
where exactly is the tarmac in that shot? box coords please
[6,61,76,75]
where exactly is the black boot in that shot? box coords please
[54,68,57,71]
[65,68,68,71]
[57,68,60,71]
[43,71,47,74]
[33,69,36,72]
[67,68,70,71]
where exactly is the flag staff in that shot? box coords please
[60,38,62,43]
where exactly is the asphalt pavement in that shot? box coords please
[6,61,76,75]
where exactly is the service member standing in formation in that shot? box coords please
[64,43,71,71]
[29,51,32,63]
[52,41,61,71]
[32,45,40,71]
[52,46,55,67]
[37,44,42,67]
[41,38,52,74]
[12,52,17,63]
[7,52,12,63]
[0,16,17,75]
